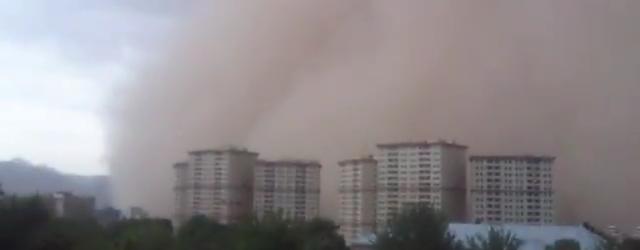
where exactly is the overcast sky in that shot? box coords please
[0,0,198,175]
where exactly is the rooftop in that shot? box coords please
[173,162,188,168]
[338,156,377,166]
[470,155,556,161]
[376,140,468,149]
[188,146,259,156]
[257,159,322,168]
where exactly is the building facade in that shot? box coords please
[469,155,555,225]
[338,157,377,245]
[174,147,258,225]
[375,140,468,231]
[130,206,149,219]
[44,192,95,219]
[351,223,604,250]
[253,160,321,221]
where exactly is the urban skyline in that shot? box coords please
[171,139,558,245]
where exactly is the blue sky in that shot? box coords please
[0,0,196,175]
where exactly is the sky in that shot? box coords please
[4,0,640,231]
[0,0,196,175]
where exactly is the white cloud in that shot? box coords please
[0,0,190,174]
[0,41,122,175]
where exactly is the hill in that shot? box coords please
[0,159,112,208]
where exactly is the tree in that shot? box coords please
[546,239,581,250]
[175,215,230,250]
[28,219,111,250]
[107,219,174,250]
[465,227,523,250]
[374,204,459,250]
[230,213,298,250]
[596,239,620,250]
[227,213,348,250]
[293,218,348,250]
[621,239,640,250]
[0,195,51,250]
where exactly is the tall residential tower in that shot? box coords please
[253,160,321,221]
[469,155,555,225]
[338,157,377,244]
[174,147,258,225]
[375,141,467,231]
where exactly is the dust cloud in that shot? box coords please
[108,0,640,230]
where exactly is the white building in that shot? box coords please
[469,155,555,225]
[351,223,604,250]
[45,192,95,219]
[130,206,149,219]
[253,160,321,221]
[375,140,468,231]
[338,156,377,245]
[174,147,258,225]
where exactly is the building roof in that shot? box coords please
[352,224,604,250]
[338,156,377,166]
[173,162,188,168]
[469,155,556,162]
[188,146,258,156]
[257,159,322,168]
[376,140,468,149]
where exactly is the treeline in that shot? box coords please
[0,195,347,250]
[375,205,636,250]
[1,195,638,250]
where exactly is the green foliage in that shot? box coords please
[175,215,229,250]
[374,204,459,250]
[28,219,111,250]
[294,218,348,250]
[107,219,174,250]
[0,195,52,250]
[0,198,348,250]
[465,227,523,250]
[231,214,298,250]
[621,239,640,250]
[595,239,620,250]
[229,213,347,250]
[545,239,581,250]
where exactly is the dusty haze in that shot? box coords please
[108,0,640,230]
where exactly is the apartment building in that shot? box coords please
[43,192,95,219]
[253,160,321,221]
[375,140,467,231]
[338,157,377,245]
[469,155,555,225]
[174,147,258,225]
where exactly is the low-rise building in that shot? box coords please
[352,224,604,250]
[130,206,149,219]
[44,192,95,219]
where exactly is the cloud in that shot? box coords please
[109,0,640,232]
[0,0,197,65]
[0,0,198,175]
[0,41,112,175]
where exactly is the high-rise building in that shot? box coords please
[468,155,555,225]
[174,147,258,225]
[253,160,321,221]
[338,156,377,245]
[375,140,467,231]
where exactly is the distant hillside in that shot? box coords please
[0,159,112,208]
